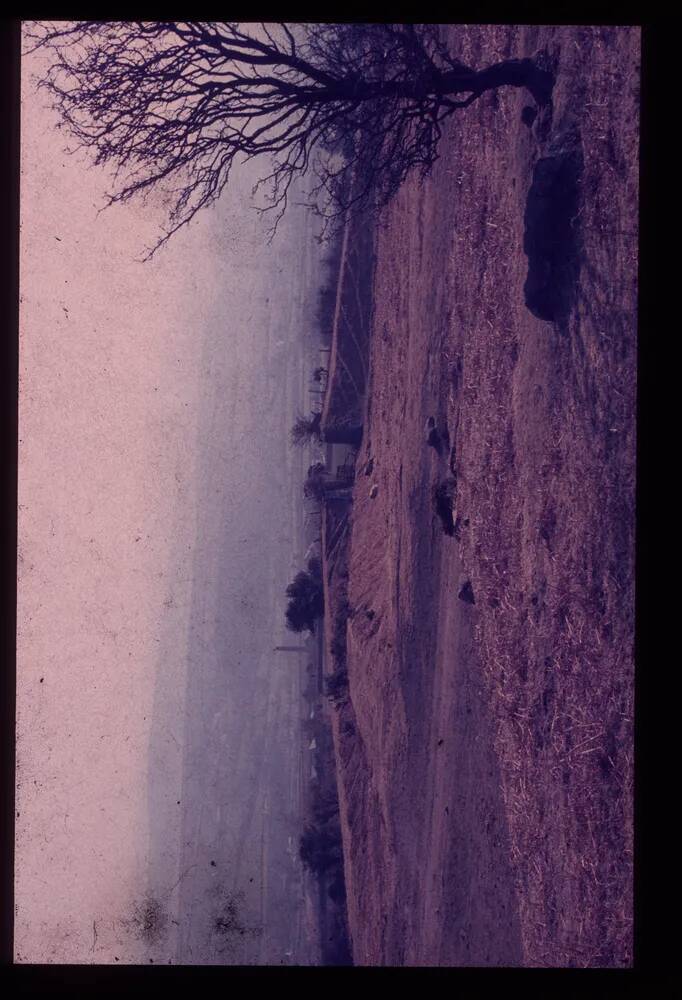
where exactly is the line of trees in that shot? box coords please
[299,732,351,963]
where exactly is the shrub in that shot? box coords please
[299,821,342,877]
[329,604,349,669]
[433,477,457,537]
[325,666,349,704]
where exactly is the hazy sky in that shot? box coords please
[17,38,323,964]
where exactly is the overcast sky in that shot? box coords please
[16,40,323,965]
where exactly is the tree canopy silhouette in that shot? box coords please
[291,411,363,448]
[285,566,324,634]
[291,411,323,447]
[26,21,554,255]
[303,461,355,503]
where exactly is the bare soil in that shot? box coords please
[330,25,638,967]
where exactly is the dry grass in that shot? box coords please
[439,24,637,967]
[332,24,637,967]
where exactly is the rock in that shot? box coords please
[458,580,476,605]
[369,484,379,499]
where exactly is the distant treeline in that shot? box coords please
[300,709,352,965]
[315,231,344,346]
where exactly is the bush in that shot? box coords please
[329,603,349,664]
[313,792,339,828]
[325,666,349,705]
[433,477,457,537]
[299,820,342,877]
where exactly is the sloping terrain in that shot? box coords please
[334,25,638,967]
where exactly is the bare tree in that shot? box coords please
[290,410,323,447]
[26,21,554,256]
[303,462,354,503]
[291,410,363,447]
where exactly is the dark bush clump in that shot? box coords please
[285,569,324,634]
[327,604,350,703]
[325,666,349,704]
[433,477,457,536]
[299,820,343,877]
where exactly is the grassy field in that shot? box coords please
[327,24,637,967]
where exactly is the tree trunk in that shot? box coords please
[441,58,554,106]
[322,424,363,446]
[360,58,553,107]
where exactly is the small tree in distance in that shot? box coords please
[285,563,324,635]
[292,412,363,449]
[291,411,323,447]
[303,462,353,504]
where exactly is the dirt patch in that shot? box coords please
[333,25,637,967]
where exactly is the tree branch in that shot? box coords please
[24,22,552,254]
